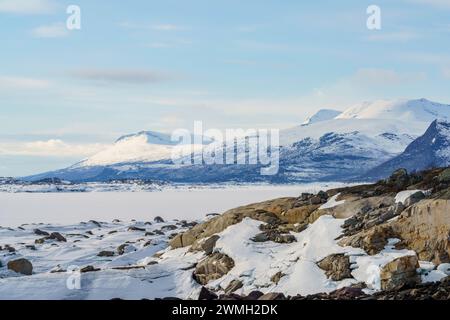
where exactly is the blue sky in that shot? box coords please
[1,0,450,176]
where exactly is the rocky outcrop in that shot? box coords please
[338,225,398,255]
[380,255,420,290]
[390,199,450,264]
[7,258,33,275]
[170,195,330,249]
[189,235,220,255]
[193,253,235,285]
[317,254,352,281]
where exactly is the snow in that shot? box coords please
[336,98,450,123]
[394,190,423,204]
[0,211,429,299]
[319,193,345,210]
[301,109,342,126]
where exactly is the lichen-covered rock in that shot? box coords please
[317,254,352,281]
[224,279,243,294]
[380,255,420,291]
[194,253,235,285]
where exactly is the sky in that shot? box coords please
[1,0,450,176]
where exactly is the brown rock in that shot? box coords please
[224,279,243,294]
[380,255,420,291]
[7,258,33,275]
[317,254,353,281]
[258,292,286,300]
[194,253,235,285]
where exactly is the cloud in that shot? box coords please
[0,76,50,89]
[119,22,185,31]
[70,68,178,84]
[351,68,426,86]
[0,139,108,157]
[0,0,55,14]
[32,23,68,38]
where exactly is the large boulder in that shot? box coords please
[380,255,420,290]
[338,225,397,255]
[391,199,450,264]
[194,253,235,285]
[7,258,33,275]
[317,254,353,281]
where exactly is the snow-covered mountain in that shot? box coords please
[301,109,342,126]
[364,120,450,180]
[74,131,211,168]
[26,98,450,183]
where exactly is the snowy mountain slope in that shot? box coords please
[337,98,450,122]
[301,109,342,126]
[74,131,211,168]
[363,120,450,180]
[26,98,450,183]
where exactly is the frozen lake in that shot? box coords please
[0,183,346,227]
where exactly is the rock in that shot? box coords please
[309,196,323,205]
[390,199,450,264]
[317,190,328,200]
[34,229,49,236]
[4,245,16,253]
[403,191,426,207]
[35,238,46,244]
[89,220,102,227]
[80,265,100,273]
[7,258,33,275]
[339,225,397,255]
[48,232,66,242]
[161,225,178,231]
[198,287,218,300]
[224,279,243,294]
[251,231,296,244]
[271,271,285,284]
[194,253,235,285]
[154,216,165,223]
[190,235,220,255]
[387,168,410,189]
[25,245,36,251]
[258,292,286,300]
[116,244,136,255]
[127,226,145,232]
[438,168,450,183]
[317,254,352,281]
[246,291,264,300]
[380,255,420,290]
[97,251,115,257]
[328,287,366,299]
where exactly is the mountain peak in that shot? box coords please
[336,98,450,122]
[301,109,342,126]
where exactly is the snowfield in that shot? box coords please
[0,183,349,226]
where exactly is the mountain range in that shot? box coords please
[26,98,450,183]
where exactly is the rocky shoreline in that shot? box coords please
[1,167,450,300]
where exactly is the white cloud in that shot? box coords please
[0,0,55,14]
[32,23,68,38]
[351,68,426,85]
[0,139,109,157]
[70,68,178,84]
[0,76,50,89]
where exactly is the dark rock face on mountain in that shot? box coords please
[364,120,450,181]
